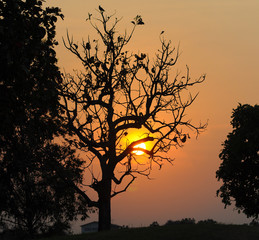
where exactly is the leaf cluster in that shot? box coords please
[216,104,259,219]
[0,0,64,148]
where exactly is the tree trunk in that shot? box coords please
[98,178,112,231]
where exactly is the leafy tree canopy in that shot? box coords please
[0,0,88,237]
[0,143,88,237]
[0,0,64,146]
[216,104,259,219]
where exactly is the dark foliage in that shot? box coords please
[39,224,259,240]
[216,104,259,219]
[165,218,196,225]
[0,0,88,237]
[250,219,259,226]
[0,143,88,237]
[149,221,159,227]
[0,0,64,144]
[198,219,217,224]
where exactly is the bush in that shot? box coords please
[149,221,160,227]
[250,219,259,226]
[165,218,196,226]
[198,219,217,224]
[180,218,196,224]
[0,229,28,240]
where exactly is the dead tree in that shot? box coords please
[59,7,206,231]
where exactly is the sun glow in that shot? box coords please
[133,142,146,155]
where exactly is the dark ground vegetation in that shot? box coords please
[38,223,259,240]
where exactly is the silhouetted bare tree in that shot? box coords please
[60,7,206,231]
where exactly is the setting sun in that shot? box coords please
[133,142,146,155]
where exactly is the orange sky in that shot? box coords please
[47,0,259,233]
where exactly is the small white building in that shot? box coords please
[81,221,99,233]
[81,221,121,233]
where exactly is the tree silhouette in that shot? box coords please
[0,143,88,237]
[0,0,88,237]
[216,104,259,219]
[60,7,206,231]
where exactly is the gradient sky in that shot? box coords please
[47,0,259,233]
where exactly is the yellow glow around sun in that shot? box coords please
[133,142,146,155]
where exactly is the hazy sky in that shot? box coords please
[47,0,259,233]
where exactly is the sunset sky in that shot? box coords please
[47,0,259,233]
